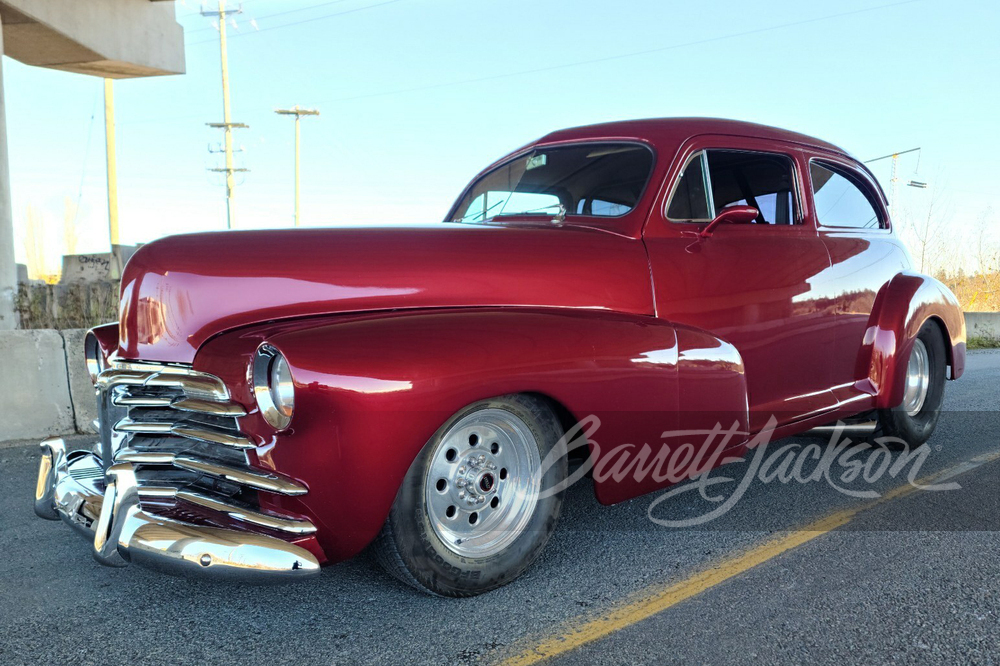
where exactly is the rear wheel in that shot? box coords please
[373,394,566,596]
[875,321,947,447]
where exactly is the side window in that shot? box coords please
[706,151,797,225]
[810,162,884,229]
[666,152,712,221]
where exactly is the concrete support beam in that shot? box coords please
[0,2,184,332]
[0,1,185,78]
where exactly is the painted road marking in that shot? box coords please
[500,448,1000,666]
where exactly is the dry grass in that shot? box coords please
[939,270,1000,312]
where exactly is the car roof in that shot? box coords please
[531,117,849,157]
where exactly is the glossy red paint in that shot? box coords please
[194,308,747,559]
[104,118,966,565]
[862,272,967,407]
[117,225,653,364]
[90,322,119,365]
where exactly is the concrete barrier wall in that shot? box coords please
[966,312,1000,342]
[0,328,95,441]
[61,328,99,432]
[0,329,77,440]
[2,312,1000,442]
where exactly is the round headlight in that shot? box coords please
[253,345,294,429]
[84,331,105,385]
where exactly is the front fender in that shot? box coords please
[859,271,966,409]
[196,308,747,561]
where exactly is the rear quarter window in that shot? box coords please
[810,162,885,230]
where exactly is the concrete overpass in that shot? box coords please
[0,0,185,328]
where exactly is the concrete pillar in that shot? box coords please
[0,13,17,329]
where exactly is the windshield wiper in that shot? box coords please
[490,203,563,219]
[454,199,506,223]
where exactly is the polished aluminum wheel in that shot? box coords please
[902,338,930,416]
[425,408,541,558]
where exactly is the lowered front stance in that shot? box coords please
[34,118,966,596]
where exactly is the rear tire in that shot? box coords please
[874,321,947,447]
[373,394,566,597]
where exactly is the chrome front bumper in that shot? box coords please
[34,438,320,581]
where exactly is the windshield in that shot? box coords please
[451,143,654,223]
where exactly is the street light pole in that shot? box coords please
[275,106,319,227]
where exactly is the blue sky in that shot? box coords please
[5,0,998,272]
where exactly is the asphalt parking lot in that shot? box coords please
[2,351,998,665]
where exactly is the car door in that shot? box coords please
[643,136,838,432]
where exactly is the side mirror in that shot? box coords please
[699,205,759,238]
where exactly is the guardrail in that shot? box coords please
[2,313,1000,442]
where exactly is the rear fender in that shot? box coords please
[859,272,966,409]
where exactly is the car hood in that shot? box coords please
[117,224,654,363]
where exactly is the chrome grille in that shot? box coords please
[94,361,313,535]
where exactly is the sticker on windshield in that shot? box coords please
[526,154,547,170]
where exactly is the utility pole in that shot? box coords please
[202,0,248,229]
[864,147,925,220]
[103,78,119,247]
[275,106,319,226]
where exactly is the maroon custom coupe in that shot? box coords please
[34,118,965,596]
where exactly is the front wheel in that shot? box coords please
[875,321,947,447]
[373,394,567,596]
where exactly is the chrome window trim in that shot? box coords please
[664,150,714,224]
[664,148,804,227]
[702,151,717,220]
[808,157,890,233]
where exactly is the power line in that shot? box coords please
[317,0,925,104]
[124,0,926,126]
[69,87,101,231]
[865,147,922,164]
[188,0,405,45]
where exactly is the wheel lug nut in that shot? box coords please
[458,466,466,474]
[456,479,466,487]
[478,495,485,503]
[458,490,466,499]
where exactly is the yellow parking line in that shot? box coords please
[500,449,1000,666]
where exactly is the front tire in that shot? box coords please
[373,394,567,597]
[875,321,947,447]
